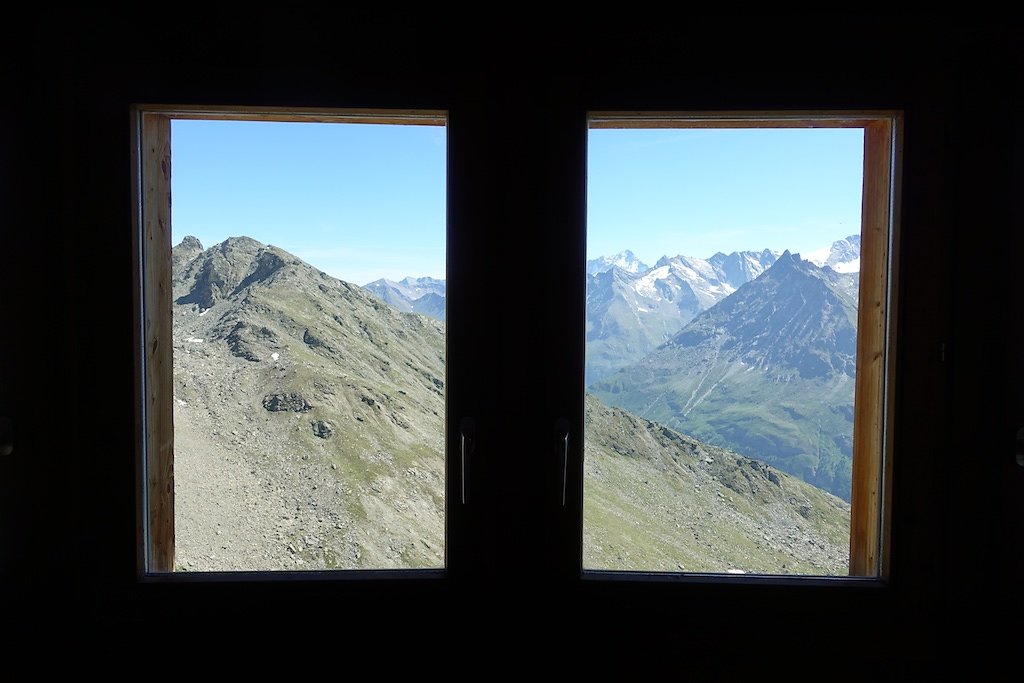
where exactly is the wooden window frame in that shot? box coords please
[585,111,902,579]
[133,105,899,583]
[131,105,448,576]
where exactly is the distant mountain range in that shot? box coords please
[592,250,861,500]
[358,233,863,501]
[585,235,859,384]
[170,235,852,573]
[362,276,447,321]
[357,235,861,388]
[585,247,781,384]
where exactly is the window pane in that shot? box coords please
[170,119,446,571]
[584,125,864,575]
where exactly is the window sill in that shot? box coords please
[138,567,447,584]
[581,569,888,589]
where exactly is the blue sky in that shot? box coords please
[587,127,864,265]
[171,120,863,283]
[171,119,447,285]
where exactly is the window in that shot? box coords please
[135,105,899,584]
[582,112,899,578]
[133,107,448,573]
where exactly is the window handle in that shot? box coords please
[460,417,475,504]
[555,417,569,506]
[0,416,12,456]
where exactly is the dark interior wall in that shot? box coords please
[946,28,1024,657]
[0,11,1020,663]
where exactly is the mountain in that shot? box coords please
[584,394,850,574]
[805,234,861,273]
[586,249,650,276]
[707,248,782,284]
[356,240,838,387]
[591,251,861,500]
[361,276,447,321]
[171,235,851,573]
[585,248,779,384]
[172,236,447,571]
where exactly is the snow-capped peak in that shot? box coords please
[586,250,650,276]
[805,234,861,273]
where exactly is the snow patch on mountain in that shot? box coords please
[634,265,671,298]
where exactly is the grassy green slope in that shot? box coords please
[583,394,851,575]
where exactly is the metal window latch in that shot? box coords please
[460,417,475,504]
[0,416,12,456]
[555,417,569,506]
[1016,427,1024,468]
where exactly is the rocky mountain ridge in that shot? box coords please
[592,251,860,499]
[170,235,851,573]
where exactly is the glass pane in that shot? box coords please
[584,125,864,575]
[170,119,446,571]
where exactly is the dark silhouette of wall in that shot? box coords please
[0,11,1020,665]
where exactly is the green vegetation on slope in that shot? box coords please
[171,236,852,575]
[583,394,851,575]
